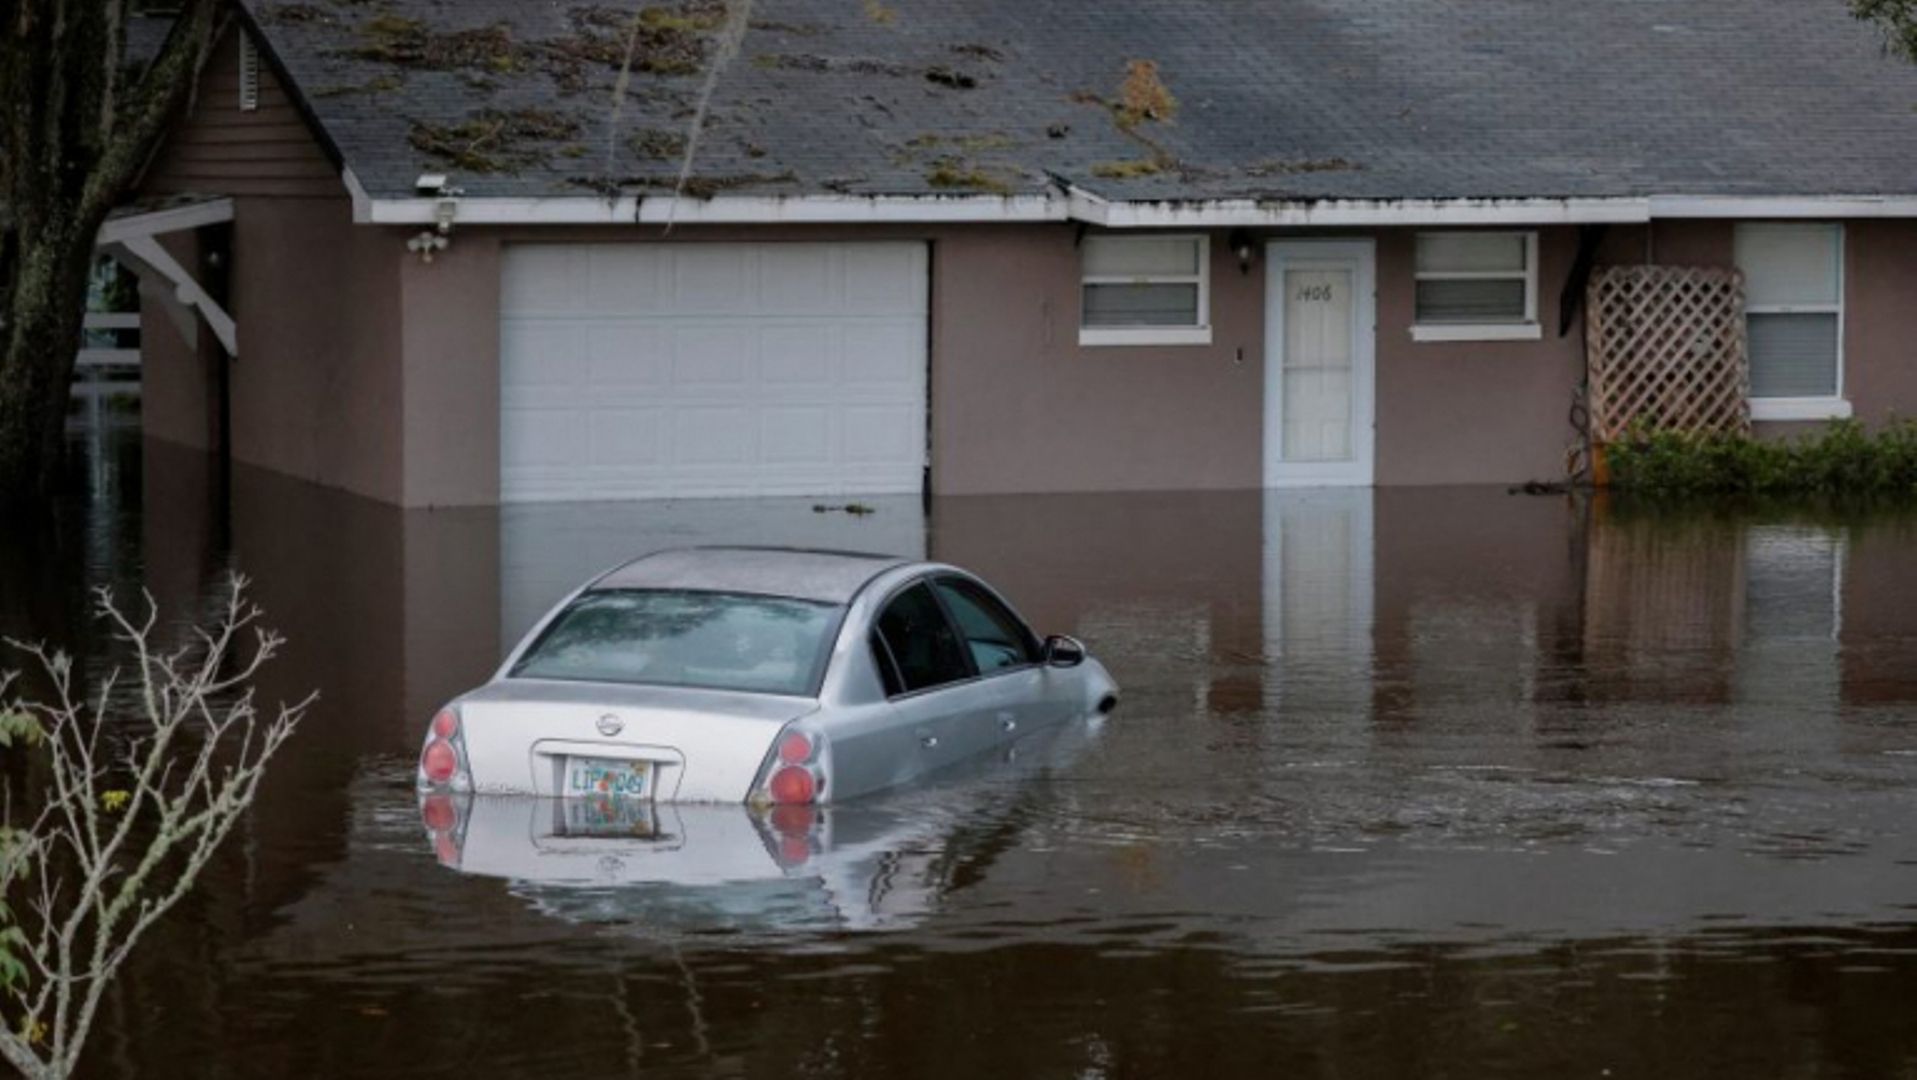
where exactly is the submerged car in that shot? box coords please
[416,711,1107,933]
[416,546,1117,805]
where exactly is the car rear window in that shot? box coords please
[511,589,839,696]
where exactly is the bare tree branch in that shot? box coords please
[78,0,228,222]
[0,577,310,1078]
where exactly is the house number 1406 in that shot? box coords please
[1295,284,1336,302]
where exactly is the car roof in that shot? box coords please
[589,546,914,605]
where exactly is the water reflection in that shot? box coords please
[425,717,1105,936]
[6,434,1917,1076]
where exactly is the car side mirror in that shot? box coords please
[1042,634,1086,668]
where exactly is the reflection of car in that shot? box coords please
[417,547,1118,804]
[418,714,1105,932]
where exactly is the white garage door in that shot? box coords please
[500,242,928,502]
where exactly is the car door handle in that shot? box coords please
[997,712,1017,733]
[919,734,940,750]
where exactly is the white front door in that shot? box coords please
[1264,240,1376,486]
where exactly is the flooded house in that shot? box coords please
[98,0,1917,508]
[24,3,1917,1074]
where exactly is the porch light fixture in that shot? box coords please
[1228,229,1256,274]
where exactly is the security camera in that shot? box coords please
[415,173,449,196]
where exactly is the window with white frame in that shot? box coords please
[1079,234,1211,346]
[1735,223,1848,420]
[1411,231,1540,341]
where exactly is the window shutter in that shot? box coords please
[1748,313,1839,398]
[1413,279,1528,324]
[1082,283,1201,327]
[1082,236,1200,277]
[1737,226,1840,308]
[1415,233,1527,274]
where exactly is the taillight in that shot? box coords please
[769,764,817,805]
[777,731,812,765]
[418,705,471,791]
[753,724,827,807]
[421,740,458,783]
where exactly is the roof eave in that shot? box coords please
[343,172,1917,229]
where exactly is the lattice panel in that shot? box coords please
[1586,266,1749,441]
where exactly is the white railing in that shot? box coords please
[75,312,142,375]
[72,312,141,429]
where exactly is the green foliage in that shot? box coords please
[0,708,33,1000]
[86,258,139,316]
[1607,420,1917,496]
[0,929,25,996]
[0,710,41,749]
[1091,158,1162,179]
[1854,0,1917,60]
[408,108,584,173]
[629,127,688,160]
[0,826,26,996]
[924,157,1013,194]
[1114,59,1177,128]
[637,3,726,33]
[903,132,1015,153]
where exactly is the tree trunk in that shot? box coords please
[0,216,101,501]
[0,0,226,503]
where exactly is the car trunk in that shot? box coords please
[457,679,817,802]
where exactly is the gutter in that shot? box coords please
[347,168,1066,226]
[343,169,1917,229]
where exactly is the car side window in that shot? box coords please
[869,631,904,697]
[932,577,1041,674]
[874,582,972,694]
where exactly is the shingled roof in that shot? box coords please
[243,0,1917,204]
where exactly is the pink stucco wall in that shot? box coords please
[891,218,1902,494]
[931,226,1267,495]
[1601,218,1917,439]
[139,203,406,502]
[139,21,408,503]
[379,223,1268,506]
[224,197,406,503]
[399,239,503,507]
[138,230,216,451]
[1841,220,1917,427]
[1372,227,1585,487]
[142,212,1917,507]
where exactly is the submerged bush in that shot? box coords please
[1607,420,1917,495]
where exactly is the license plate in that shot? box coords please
[559,795,657,838]
[563,756,651,800]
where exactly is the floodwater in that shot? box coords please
[7,434,1917,1078]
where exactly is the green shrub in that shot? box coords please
[1607,420,1917,495]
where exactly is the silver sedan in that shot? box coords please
[416,547,1118,804]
